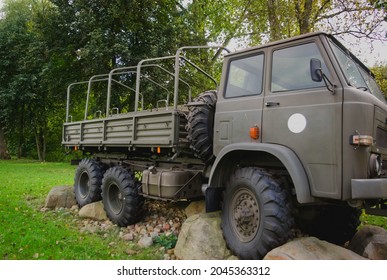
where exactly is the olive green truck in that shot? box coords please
[62,32,387,259]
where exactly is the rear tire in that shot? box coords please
[221,167,294,259]
[102,166,144,226]
[186,90,217,163]
[74,159,103,207]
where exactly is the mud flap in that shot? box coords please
[205,186,224,212]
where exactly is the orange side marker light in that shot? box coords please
[250,126,260,140]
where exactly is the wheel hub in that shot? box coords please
[231,189,260,242]
[109,183,124,215]
[79,171,90,199]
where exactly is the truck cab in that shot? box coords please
[207,32,387,258]
[212,32,387,206]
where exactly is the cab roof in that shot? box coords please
[227,31,373,75]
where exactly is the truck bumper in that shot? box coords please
[351,179,387,199]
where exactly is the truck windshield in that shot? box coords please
[330,41,386,103]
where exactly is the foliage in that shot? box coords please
[360,211,387,230]
[154,233,178,250]
[183,0,386,46]
[372,64,387,97]
[0,0,72,161]
[0,0,208,160]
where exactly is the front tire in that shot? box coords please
[101,167,144,226]
[74,159,103,207]
[296,205,361,245]
[221,167,294,259]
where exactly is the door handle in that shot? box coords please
[265,102,280,107]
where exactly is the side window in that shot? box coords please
[271,43,329,92]
[224,54,264,98]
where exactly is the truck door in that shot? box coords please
[262,40,343,199]
[213,51,265,155]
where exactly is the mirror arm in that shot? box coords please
[317,69,336,94]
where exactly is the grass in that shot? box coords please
[0,159,164,260]
[360,212,387,230]
[0,159,386,260]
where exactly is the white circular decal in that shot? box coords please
[287,113,307,134]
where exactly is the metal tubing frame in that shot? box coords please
[84,74,134,120]
[173,46,230,109]
[143,64,192,104]
[135,56,177,112]
[68,45,230,120]
[107,66,175,114]
[66,81,89,123]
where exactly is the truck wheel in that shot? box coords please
[186,90,217,163]
[101,166,144,226]
[297,205,361,245]
[74,159,103,207]
[221,167,294,259]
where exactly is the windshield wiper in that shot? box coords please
[356,86,369,91]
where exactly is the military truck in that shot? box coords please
[62,32,387,259]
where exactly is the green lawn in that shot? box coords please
[0,159,163,260]
[0,159,386,260]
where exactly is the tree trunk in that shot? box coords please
[34,126,46,162]
[0,122,11,159]
[296,0,314,34]
[17,104,25,159]
[268,0,282,41]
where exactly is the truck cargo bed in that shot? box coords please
[62,108,189,152]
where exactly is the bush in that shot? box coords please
[154,234,178,249]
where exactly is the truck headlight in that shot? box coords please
[369,153,382,178]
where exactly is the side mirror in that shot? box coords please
[310,58,335,94]
[310,58,323,82]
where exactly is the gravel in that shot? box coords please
[66,200,189,260]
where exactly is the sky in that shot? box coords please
[337,30,387,67]
[353,41,386,67]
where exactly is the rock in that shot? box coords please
[126,249,137,256]
[122,233,134,241]
[185,200,206,218]
[78,201,107,221]
[174,212,234,260]
[348,226,387,260]
[163,223,171,231]
[44,186,77,209]
[264,237,367,260]
[150,231,159,240]
[147,225,154,233]
[138,236,153,248]
[80,223,98,234]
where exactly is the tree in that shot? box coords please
[0,0,36,159]
[372,64,387,96]
[0,0,217,161]
[245,0,386,43]
[0,122,10,159]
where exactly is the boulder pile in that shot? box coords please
[44,185,387,260]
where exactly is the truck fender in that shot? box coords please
[206,143,314,210]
